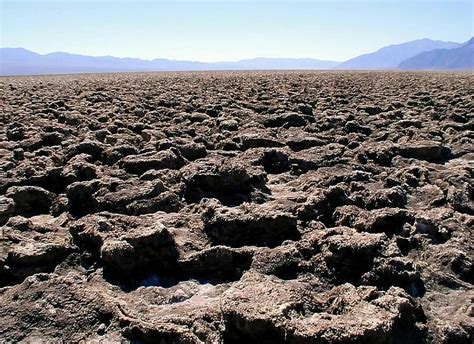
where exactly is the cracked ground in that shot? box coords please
[0,71,473,343]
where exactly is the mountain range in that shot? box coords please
[0,49,339,76]
[1,38,473,75]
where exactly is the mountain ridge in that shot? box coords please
[336,38,462,70]
[398,37,474,70]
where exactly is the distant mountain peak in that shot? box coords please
[336,38,462,70]
[399,37,474,70]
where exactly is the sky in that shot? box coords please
[1,0,473,62]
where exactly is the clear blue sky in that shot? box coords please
[1,1,473,62]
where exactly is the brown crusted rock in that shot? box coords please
[180,245,255,282]
[413,207,455,244]
[0,272,118,343]
[219,118,239,131]
[319,227,386,284]
[365,186,408,209]
[94,180,165,213]
[184,112,210,123]
[251,243,308,279]
[66,140,106,161]
[362,257,426,297]
[354,208,414,235]
[66,177,170,215]
[5,185,55,215]
[1,214,72,286]
[264,112,308,128]
[422,290,474,344]
[6,122,26,141]
[286,136,328,152]
[119,280,226,343]
[386,165,430,188]
[102,144,139,165]
[100,239,136,270]
[0,196,15,225]
[447,183,473,215]
[333,205,363,227]
[297,185,348,222]
[398,141,452,163]
[358,104,384,115]
[239,133,285,150]
[182,158,267,205]
[177,142,207,161]
[70,212,178,277]
[292,285,425,344]
[65,179,106,214]
[120,149,186,174]
[221,272,425,343]
[126,191,182,214]
[291,143,347,173]
[61,153,98,182]
[357,143,397,166]
[4,156,65,193]
[408,184,446,209]
[221,271,321,343]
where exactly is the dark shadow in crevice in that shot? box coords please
[101,248,253,292]
[257,150,291,174]
[183,172,270,206]
[223,314,287,344]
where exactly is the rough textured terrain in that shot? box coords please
[0,71,472,343]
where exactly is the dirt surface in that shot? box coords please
[0,71,472,343]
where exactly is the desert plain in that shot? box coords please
[0,71,472,343]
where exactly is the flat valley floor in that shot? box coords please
[0,71,472,343]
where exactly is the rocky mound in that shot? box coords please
[0,71,472,343]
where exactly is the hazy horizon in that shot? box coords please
[2,0,473,62]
